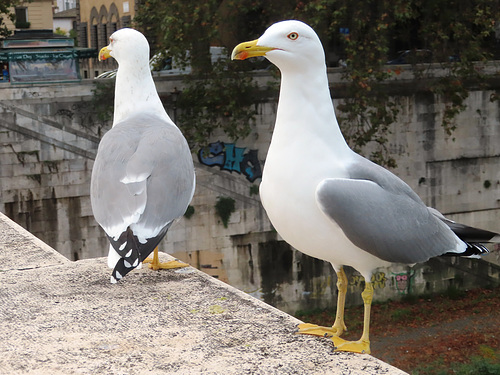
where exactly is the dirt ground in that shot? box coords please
[295,285,500,374]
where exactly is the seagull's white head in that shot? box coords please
[231,20,325,72]
[99,28,150,66]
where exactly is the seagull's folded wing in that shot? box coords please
[315,159,464,264]
[91,113,194,243]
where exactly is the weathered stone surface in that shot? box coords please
[0,212,68,271]
[0,212,406,374]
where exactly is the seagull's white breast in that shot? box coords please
[260,136,391,278]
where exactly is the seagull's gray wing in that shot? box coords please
[91,121,146,237]
[316,156,461,264]
[91,112,195,242]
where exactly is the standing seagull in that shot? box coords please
[91,28,195,283]
[232,20,499,354]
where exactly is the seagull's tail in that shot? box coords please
[106,224,171,283]
[429,208,500,258]
[447,242,490,258]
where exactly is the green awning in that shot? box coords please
[75,48,98,59]
[9,50,76,61]
[0,48,98,61]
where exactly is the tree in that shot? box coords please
[409,0,499,134]
[296,0,499,165]
[135,0,295,70]
[134,0,499,165]
[0,0,18,38]
[134,1,286,149]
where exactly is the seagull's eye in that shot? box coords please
[287,32,299,40]
[109,37,114,44]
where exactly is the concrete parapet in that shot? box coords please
[0,212,406,374]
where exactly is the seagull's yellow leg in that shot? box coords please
[331,281,373,354]
[143,247,189,271]
[297,267,348,337]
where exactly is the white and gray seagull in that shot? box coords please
[232,20,500,354]
[91,28,195,283]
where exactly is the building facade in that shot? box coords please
[76,0,137,78]
[55,0,77,12]
[1,0,55,31]
[0,0,95,85]
[53,8,77,36]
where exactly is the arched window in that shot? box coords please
[109,3,120,34]
[98,5,109,48]
[89,7,99,49]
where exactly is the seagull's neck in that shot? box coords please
[273,67,351,157]
[113,62,171,125]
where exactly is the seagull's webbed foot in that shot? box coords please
[329,280,373,355]
[149,259,189,271]
[331,336,371,354]
[296,321,346,338]
[143,247,189,271]
[299,278,373,355]
[296,267,348,338]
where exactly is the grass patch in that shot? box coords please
[443,285,466,300]
[390,308,412,322]
[292,286,500,374]
[412,347,500,375]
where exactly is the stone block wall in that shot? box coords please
[0,82,106,261]
[1,70,499,314]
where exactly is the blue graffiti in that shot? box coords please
[198,141,262,182]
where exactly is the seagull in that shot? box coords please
[91,28,195,283]
[231,20,500,354]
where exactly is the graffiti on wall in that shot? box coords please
[198,141,262,182]
[392,270,415,294]
[349,270,415,294]
[350,272,387,290]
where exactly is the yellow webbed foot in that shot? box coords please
[331,336,370,354]
[297,323,345,338]
[146,259,189,271]
[143,247,189,271]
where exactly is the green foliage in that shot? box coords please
[184,205,195,219]
[177,59,260,148]
[390,307,412,321]
[295,0,408,166]
[249,184,259,196]
[135,0,293,65]
[414,0,498,136]
[413,348,500,375]
[54,27,67,36]
[91,80,115,124]
[134,1,276,150]
[0,0,18,38]
[14,20,30,29]
[214,196,236,228]
[135,0,219,72]
[295,0,499,166]
[69,29,78,46]
[443,284,467,300]
[134,0,499,166]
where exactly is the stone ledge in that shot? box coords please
[0,212,69,271]
[0,212,406,374]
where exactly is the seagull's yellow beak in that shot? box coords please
[231,39,275,60]
[99,46,112,61]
